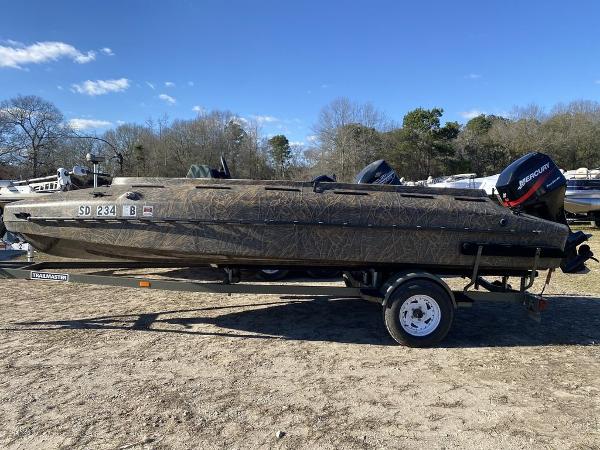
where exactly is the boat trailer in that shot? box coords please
[0,246,550,347]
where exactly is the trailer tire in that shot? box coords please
[593,213,600,228]
[255,269,289,281]
[383,279,454,347]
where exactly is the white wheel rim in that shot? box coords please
[261,269,280,275]
[399,294,442,337]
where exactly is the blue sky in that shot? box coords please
[1,0,599,144]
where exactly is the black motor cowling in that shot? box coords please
[496,152,595,273]
[496,152,567,223]
[355,160,401,185]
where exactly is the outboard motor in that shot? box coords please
[355,160,402,185]
[496,152,596,273]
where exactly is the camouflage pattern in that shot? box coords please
[3,177,569,272]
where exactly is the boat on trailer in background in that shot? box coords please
[0,153,595,346]
[0,167,87,252]
[426,173,500,197]
[562,167,600,227]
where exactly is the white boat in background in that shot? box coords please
[427,173,500,197]
[1,166,89,239]
[0,169,74,207]
[562,168,600,226]
[563,167,600,180]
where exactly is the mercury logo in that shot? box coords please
[518,162,550,190]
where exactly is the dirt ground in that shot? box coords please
[1,227,600,449]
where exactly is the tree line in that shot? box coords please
[2,95,600,182]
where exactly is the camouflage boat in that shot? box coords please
[1,153,593,274]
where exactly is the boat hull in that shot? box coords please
[3,178,569,273]
[564,190,600,214]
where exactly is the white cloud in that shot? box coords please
[251,115,279,124]
[69,118,112,130]
[0,40,96,69]
[460,109,486,119]
[188,81,194,87]
[57,85,63,90]
[74,52,95,64]
[192,105,204,113]
[158,93,176,105]
[100,47,114,56]
[71,78,130,96]
[595,80,600,84]
[164,81,175,87]
[321,83,329,89]
[116,120,125,125]
[306,135,318,143]
[465,73,482,80]
[289,141,305,146]
[146,81,155,90]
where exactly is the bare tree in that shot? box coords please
[0,95,69,176]
[314,97,388,180]
[145,113,170,173]
[101,124,151,175]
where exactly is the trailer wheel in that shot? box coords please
[383,279,454,347]
[255,269,289,281]
[593,213,600,228]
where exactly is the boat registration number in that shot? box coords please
[77,204,141,217]
[77,205,116,217]
[96,205,117,217]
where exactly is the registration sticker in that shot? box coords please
[31,271,69,282]
[122,205,137,217]
[96,205,117,217]
[142,206,154,217]
[77,205,92,217]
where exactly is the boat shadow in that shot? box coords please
[209,295,600,347]
[445,295,600,347]
[6,295,600,347]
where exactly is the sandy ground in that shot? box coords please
[1,227,600,449]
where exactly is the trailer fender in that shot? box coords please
[381,271,456,309]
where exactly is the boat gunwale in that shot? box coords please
[17,214,549,236]
[110,177,490,198]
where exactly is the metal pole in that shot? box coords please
[86,153,105,189]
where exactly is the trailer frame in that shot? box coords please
[0,254,549,346]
